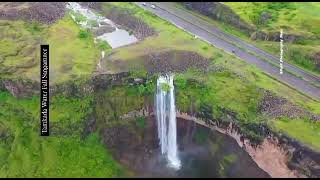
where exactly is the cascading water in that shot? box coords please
[155,74,181,169]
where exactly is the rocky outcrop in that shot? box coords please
[0,78,39,98]
[143,50,210,73]
[258,90,320,122]
[92,72,130,90]
[0,2,66,24]
[250,31,304,43]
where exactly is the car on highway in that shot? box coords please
[151,4,156,9]
[142,2,146,6]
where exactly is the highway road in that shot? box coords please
[136,2,320,100]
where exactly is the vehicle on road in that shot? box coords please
[151,4,156,9]
[142,3,146,6]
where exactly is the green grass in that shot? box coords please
[97,40,112,51]
[174,2,320,76]
[69,10,88,24]
[0,91,126,177]
[253,41,320,76]
[46,15,101,84]
[272,117,320,151]
[224,3,320,75]
[78,29,91,39]
[225,2,320,37]
[95,85,145,126]
[0,20,46,79]
[100,2,320,114]
[100,2,320,149]
[0,14,105,84]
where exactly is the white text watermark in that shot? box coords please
[280,29,284,75]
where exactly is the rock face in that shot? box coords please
[178,110,320,178]
[0,79,39,98]
[0,2,66,24]
[277,132,320,178]
[312,52,320,72]
[250,31,304,43]
[92,72,130,90]
[143,50,210,73]
[182,2,254,35]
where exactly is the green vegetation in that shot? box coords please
[78,29,91,39]
[194,128,209,144]
[100,2,320,114]
[175,2,320,76]
[225,2,320,37]
[97,2,320,148]
[26,22,45,35]
[1,2,320,176]
[136,116,146,129]
[160,82,171,92]
[272,117,320,150]
[0,14,105,84]
[0,91,125,177]
[175,70,263,122]
[137,79,156,96]
[69,10,87,24]
[174,70,267,143]
[46,15,101,83]
[95,85,145,126]
[226,2,320,75]
[0,19,47,79]
[97,40,112,51]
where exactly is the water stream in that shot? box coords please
[155,75,181,169]
[66,2,138,49]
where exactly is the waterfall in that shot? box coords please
[155,74,181,169]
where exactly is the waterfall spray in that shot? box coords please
[155,74,181,169]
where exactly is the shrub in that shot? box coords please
[78,29,90,39]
